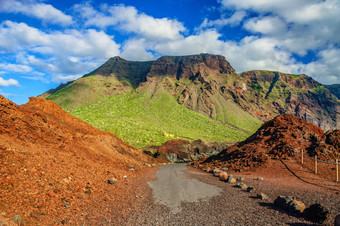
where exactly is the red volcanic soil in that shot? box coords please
[0,95,162,224]
[202,114,339,180]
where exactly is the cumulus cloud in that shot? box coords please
[243,16,286,35]
[0,77,19,87]
[154,30,223,56]
[121,39,155,61]
[73,4,186,41]
[0,0,73,26]
[304,47,340,84]
[0,21,121,81]
[199,10,247,29]
[0,63,32,73]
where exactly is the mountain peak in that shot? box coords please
[148,53,235,79]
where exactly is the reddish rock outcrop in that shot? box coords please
[203,114,339,170]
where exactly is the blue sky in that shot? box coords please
[0,0,340,104]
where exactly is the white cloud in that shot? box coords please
[199,10,247,29]
[0,21,48,51]
[74,4,186,41]
[121,39,155,61]
[0,0,73,26]
[243,16,286,35]
[154,30,223,56]
[0,21,121,81]
[53,74,83,83]
[304,48,340,84]
[0,77,19,87]
[0,63,32,73]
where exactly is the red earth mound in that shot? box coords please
[202,114,339,172]
[0,95,160,224]
[144,139,228,162]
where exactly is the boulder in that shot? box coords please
[274,196,295,209]
[236,183,248,190]
[247,187,256,193]
[237,177,245,182]
[227,178,236,184]
[213,168,221,176]
[288,200,306,214]
[226,174,235,183]
[257,193,269,200]
[205,167,212,173]
[304,203,332,224]
[218,171,228,178]
[257,177,264,181]
[107,178,117,185]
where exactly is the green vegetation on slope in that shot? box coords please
[68,86,253,148]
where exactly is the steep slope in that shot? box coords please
[0,95,156,224]
[42,54,339,147]
[325,84,340,99]
[203,114,339,170]
[232,71,339,130]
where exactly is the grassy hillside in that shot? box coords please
[66,82,254,148]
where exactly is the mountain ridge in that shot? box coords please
[41,53,339,147]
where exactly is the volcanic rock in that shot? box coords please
[257,193,269,200]
[203,114,340,170]
[247,187,256,193]
[303,203,332,224]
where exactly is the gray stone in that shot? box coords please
[213,169,221,177]
[304,203,333,224]
[166,153,178,162]
[237,177,245,182]
[257,193,269,200]
[288,200,306,214]
[12,215,24,224]
[227,177,236,184]
[236,183,247,190]
[107,178,116,184]
[274,196,295,209]
[257,177,264,181]
[247,187,256,193]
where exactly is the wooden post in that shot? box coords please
[315,155,317,174]
[301,150,304,165]
[336,159,338,182]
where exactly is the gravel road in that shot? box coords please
[148,164,222,214]
[125,163,340,225]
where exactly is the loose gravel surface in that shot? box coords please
[148,164,222,214]
[126,160,340,225]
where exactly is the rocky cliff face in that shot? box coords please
[42,53,340,133]
[230,71,340,130]
[325,84,340,99]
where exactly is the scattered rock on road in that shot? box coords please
[247,187,256,193]
[257,193,269,200]
[304,203,332,224]
[107,178,117,185]
[274,196,305,215]
[213,168,221,177]
[237,177,245,182]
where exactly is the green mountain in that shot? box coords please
[42,54,339,147]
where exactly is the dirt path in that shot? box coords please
[123,162,338,225]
